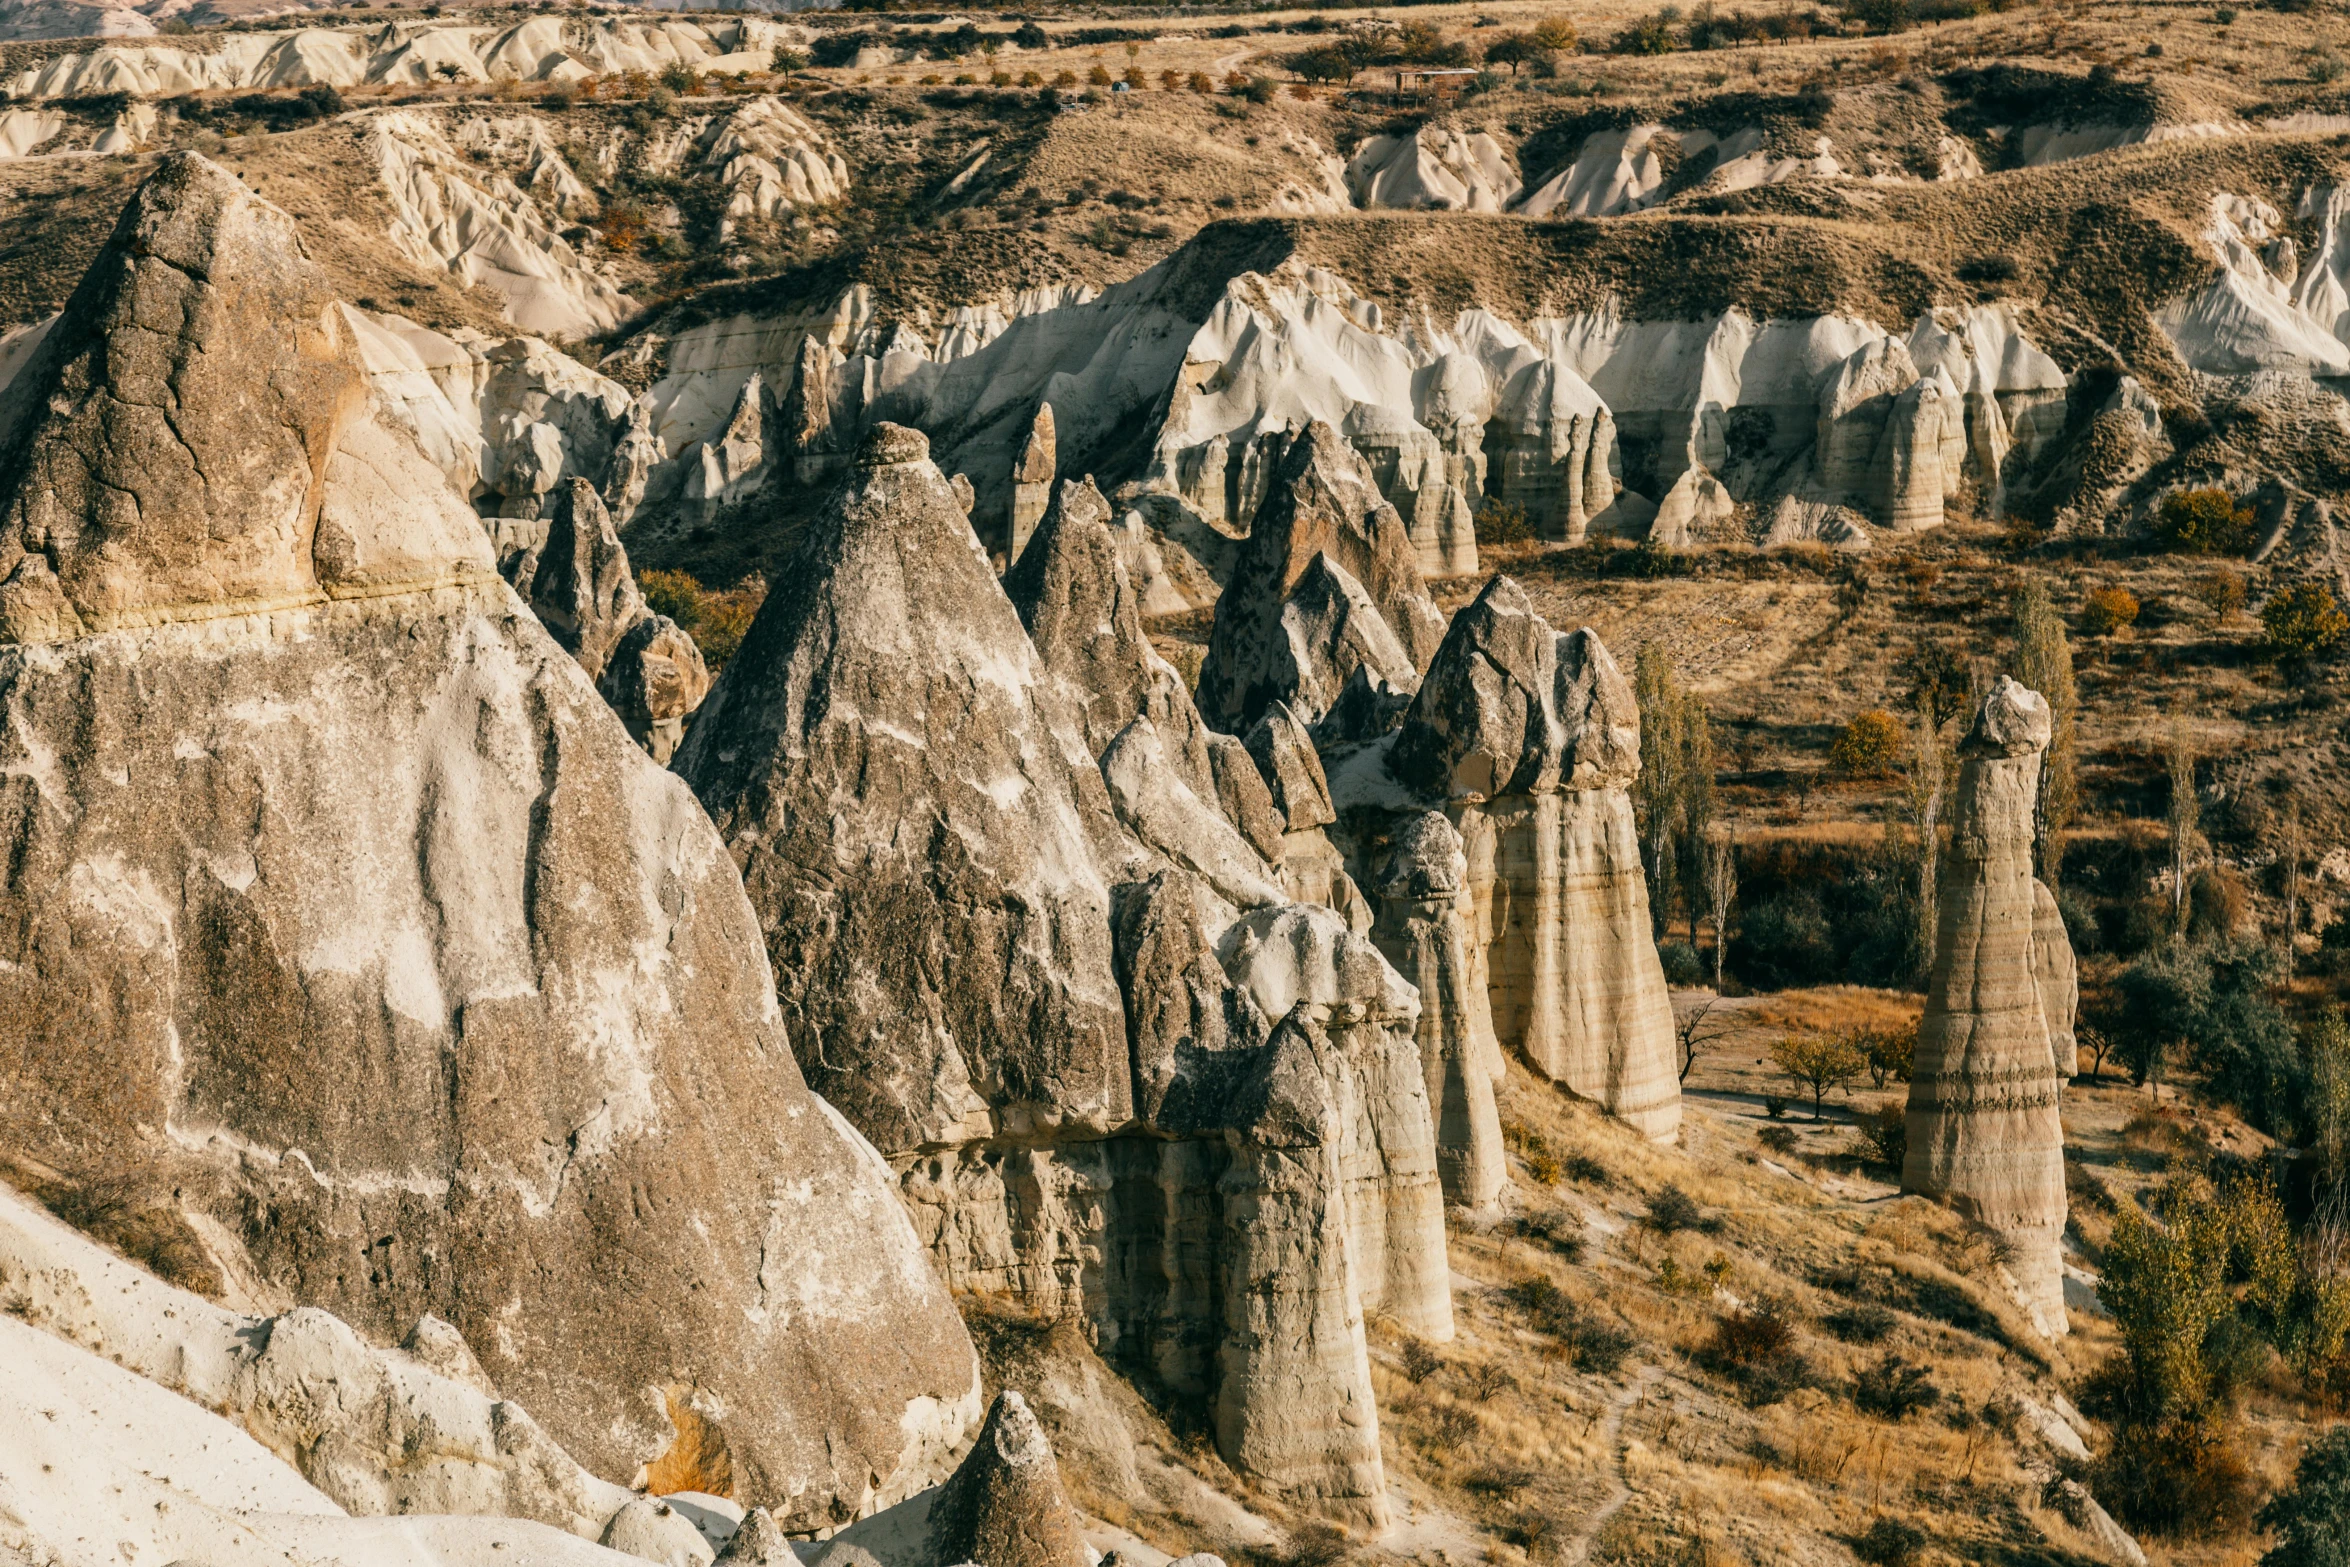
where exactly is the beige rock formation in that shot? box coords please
[1370,812,1506,1207]
[677,423,1445,1529]
[1197,421,1445,732]
[1371,576,1681,1142]
[0,156,982,1527]
[0,1179,633,1537]
[523,478,648,679]
[2033,878,2080,1079]
[599,612,713,765]
[923,1391,1088,1567]
[1009,401,1057,563]
[1903,676,2071,1337]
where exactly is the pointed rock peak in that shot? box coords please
[1968,673,2052,756]
[1016,402,1057,484]
[0,152,490,645]
[859,421,930,468]
[530,477,645,680]
[924,1390,1087,1567]
[714,1507,795,1564]
[1553,627,1640,790]
[1006,475,1116,613]
[1244,701,1334,832]
[1230,1005,1338,1147]
[1391,573,1561,801]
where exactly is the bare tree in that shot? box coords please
[2077,1023,2114,1084]
[2167,716,2199,932]
[1704,828,1737,992]
[1676,995,1738,1084]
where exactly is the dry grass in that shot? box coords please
[1752,987,1926,1037]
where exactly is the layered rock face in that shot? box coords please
[0,157,981,1527]
[1196,421,1446,733]
[677,425,1449,1529]
[1903,676,2072,1336]
[1355,576,1681,1144]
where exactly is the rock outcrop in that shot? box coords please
[0,1179,634,1537]
[1903,676,2072,1337]
[495,476,712,756]
[1343,575,1681,1143]
[1008,401,1057,563]
[923,1391,1087,1567]
[0,156,981,1527]
[676,423,1449,1530]
[1197,422,1445,733]
[2033,878,2080,1079]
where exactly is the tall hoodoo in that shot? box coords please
[1904,675,2072,1337]
[0,156,981,1526]
[678,422,1446,1530]
[1366,574,1681,1143]
[1370,812,1506,1206]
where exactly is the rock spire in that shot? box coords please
[1903,674,2072,1336]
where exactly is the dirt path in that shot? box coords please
[1564,1365,1662,1563]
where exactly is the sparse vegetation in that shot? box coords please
[2152,487,2255,556]
[1829,709,1905,777]
[638,569,765,670]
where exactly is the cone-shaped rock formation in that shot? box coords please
[1903,675,2072,1337]
[0,156,981,1528]
[677,423,1448,1530]
[923,1391,1088,1567]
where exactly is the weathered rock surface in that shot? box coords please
[524,478,648,679]
[1903,676,2072,1337]
[2033,878,2080,1079]
[1352,576,1679,1142]
[923,1391,1087,1567]
[1369,813,1505,1207]
[1197,422,1445,733]
[1009,401,1057,563]
[599,611,714,765]
[0,1178,633,1536]
[0,156,981,1528]
[677,423,1445,1530]
[677,423,1130,1154]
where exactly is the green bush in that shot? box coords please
[1473,498,1533,545]
[2116,940,2299,1132]
[1852,1354,1941,1418]
[2152,487,2254,555]
[1853,1519,1927,1567]
[638,568,766,671]
[2265,581,2350,666]
[1658,940,1704,984]
[1610,13,1680,54]
[2258,1425,2350,1567]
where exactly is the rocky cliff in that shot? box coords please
[676,423,1451,1530]
[0,155,980,1529]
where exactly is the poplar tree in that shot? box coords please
[2012,578,2080,888]
[1633,642,1688,936]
